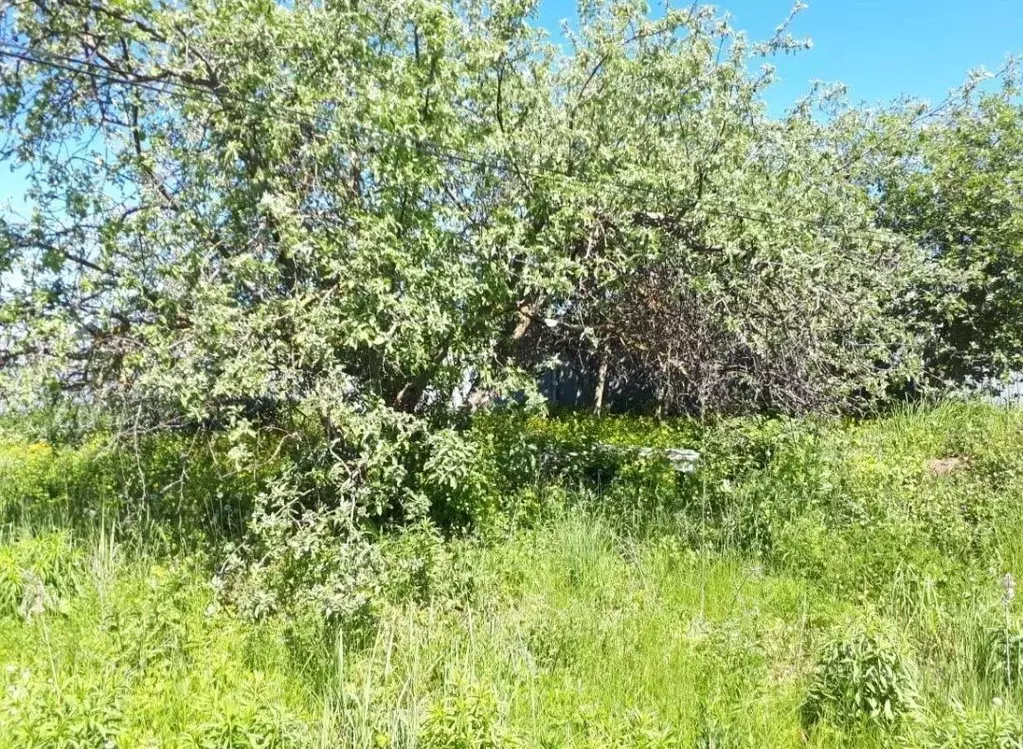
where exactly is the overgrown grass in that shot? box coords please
[4,402,1023,746]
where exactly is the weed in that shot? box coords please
[803,621,919,729]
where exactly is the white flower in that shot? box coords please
[1003,572,1016,605]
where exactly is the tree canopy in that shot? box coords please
[0,0,940,423]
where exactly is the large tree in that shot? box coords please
[511,12,926,415]
[867,78,1023,389]
[0,0,930,616]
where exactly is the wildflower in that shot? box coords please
[1003,573,1017,606]
[18,573,50,621]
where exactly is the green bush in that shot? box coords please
[1,666,126,748]
[0,438,119,527]
[418,683,521,749]
[477,404,1023,581]
[0,431,283,550]
[525,608,585,670]
[693,714,743,749]
[5,404,1023,746]
[570,707,687,749]
[0,553,318,749]
[7,401,1023,630]
[803,622,919,728]
[0,531,79,618]
[182,679,313,749]
[917,705,1023,748]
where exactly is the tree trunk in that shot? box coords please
[594,353,609,416]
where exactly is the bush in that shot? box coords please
[182,679,313,749]
[0,552,317,749]
[803,622,919,728]
[917,705,1023,748]
[525,608,586,670]
[0,432,272,547]
[7,401,1023,632]
[571,707,687,749]
[0,438,118,528]
[693,714,743,749]
[0,531,79,618]
[1,666,126,748]
[418,682,521,749]
[213,482,385,628]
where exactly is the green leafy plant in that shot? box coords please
[803,622,919,729]
[978,624,1023,691]
[418,682,521,749]
[0,531,78,618]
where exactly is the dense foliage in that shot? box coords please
[6,0,1002,619]
[3,6,1023,743]
[0,0,944,427]
[3,404,1023,746]
[871,87,1023,388]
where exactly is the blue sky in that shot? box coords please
[3,0,1022,210]
[537,0,1023,112]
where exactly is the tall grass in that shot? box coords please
[4,402,1023,746]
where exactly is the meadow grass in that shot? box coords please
[4,402,1023,747]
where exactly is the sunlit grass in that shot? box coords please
[4,402,1023,746]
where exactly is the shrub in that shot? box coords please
[182,678,313,749]
[1,666,126,748]
[0,438,119,527]
[803,622,919,728]
[418,683,521,749]
[525,609,585,670]
[0,441,55,520]
[421,427,502,530]
[693,714,742,749]
[377,520,480,607]
[0,432,272,547]
[0,548,318,749]
[571,707,685,749]
[0,531,79,618]
[213,485,385,628]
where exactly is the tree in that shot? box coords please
[507,4,925,415]
[0,0,930,617]
[869,75,1023,389]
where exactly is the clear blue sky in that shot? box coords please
[537,0,1023,113]
[3,0,1022,210]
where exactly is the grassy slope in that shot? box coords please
[3,403,1023,747]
